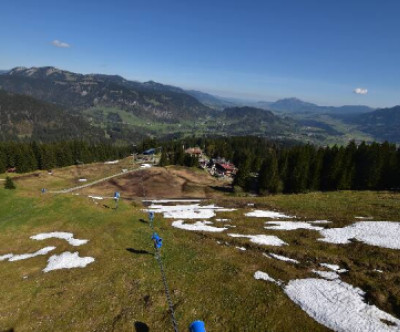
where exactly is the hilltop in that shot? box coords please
[1,159,400,331]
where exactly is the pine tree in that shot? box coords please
[234,157,250,189]
[173,145,185,165]
[4,176,16,190]
[284,146,310,193]
[259,151,281,194]
[308,147,323,191]
[159,149,169,166]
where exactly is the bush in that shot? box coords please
[4,176,16,190]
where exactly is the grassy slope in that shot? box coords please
[1,164,400,331]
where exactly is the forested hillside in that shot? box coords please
[159,136,400,193]
[0,90,104,141]
[1,66,399,145]
[0,140,131,173]
[0,67,212,121]
[337,106,400,142]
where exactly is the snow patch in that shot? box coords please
[312,269,340,280]
[143,199,202,203]
[319,222,400,249]
[245,210,294,218]
[8,246,56,262]
[140,163,152,168]
[254,271,282,285]
[31,232,88,246]
[265,221,323,231]
[310,220,331,224]
[269,253,299,264]
[89,195,103,200]
[228,233,287,246]
[236,246,247,251]
[145,204,233,219]
[215,218,230,222]
[172,220,227,232]
[320,263,347,273]
[104,160,119,164]
[0,254,13,261]
[284,278,400,332]
[43,252,95,272]
[78,178,87,182]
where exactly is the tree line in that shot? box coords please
[155,137,400,193]
[0,141,132,173]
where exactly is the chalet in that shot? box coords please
[215,163,237,177]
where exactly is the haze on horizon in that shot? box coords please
[1,0,399,108]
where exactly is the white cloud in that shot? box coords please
[353,88,368,95]
[51,40,71,48]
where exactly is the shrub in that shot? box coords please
[4,176,16,190]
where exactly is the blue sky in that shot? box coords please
[1,0,399,107]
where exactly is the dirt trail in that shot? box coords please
[80,166,230,199]
[49,169,140,194]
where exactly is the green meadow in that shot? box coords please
[1,163,400,331]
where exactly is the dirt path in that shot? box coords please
[49,168,140,194]
[79,166,232,199]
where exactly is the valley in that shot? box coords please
[1,67,398,145]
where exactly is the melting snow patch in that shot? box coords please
[172,220,227,232]
[215,218,230,222]
[374,269,384,273]
[104,160,119,164]
[236,246,247,251]
[320,263,347,273]
[245,210,294,218]
[31,232,89,246]
[254,271,282,285]
[269,253,299,264]
[144,199,202,203]
[284,278,400,332]
[228,233,287,246]
[319,222,400,250]
[0,254,14,261]
[140,164,152,168]
[310,220,331,224]
[265,221,323,231]
[8,246,56,262]
[145,204,233,219]
[78,178,87,182]
[355,216,373,220]
[89,195,103,200]
[43,252,95,272]
[312,269,340,280]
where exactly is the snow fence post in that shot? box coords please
[114,191,120,209]
[189,320,206,332]
[149,211,155,228]
[151,232,163,249]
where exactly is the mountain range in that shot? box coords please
[0,66,399,144]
